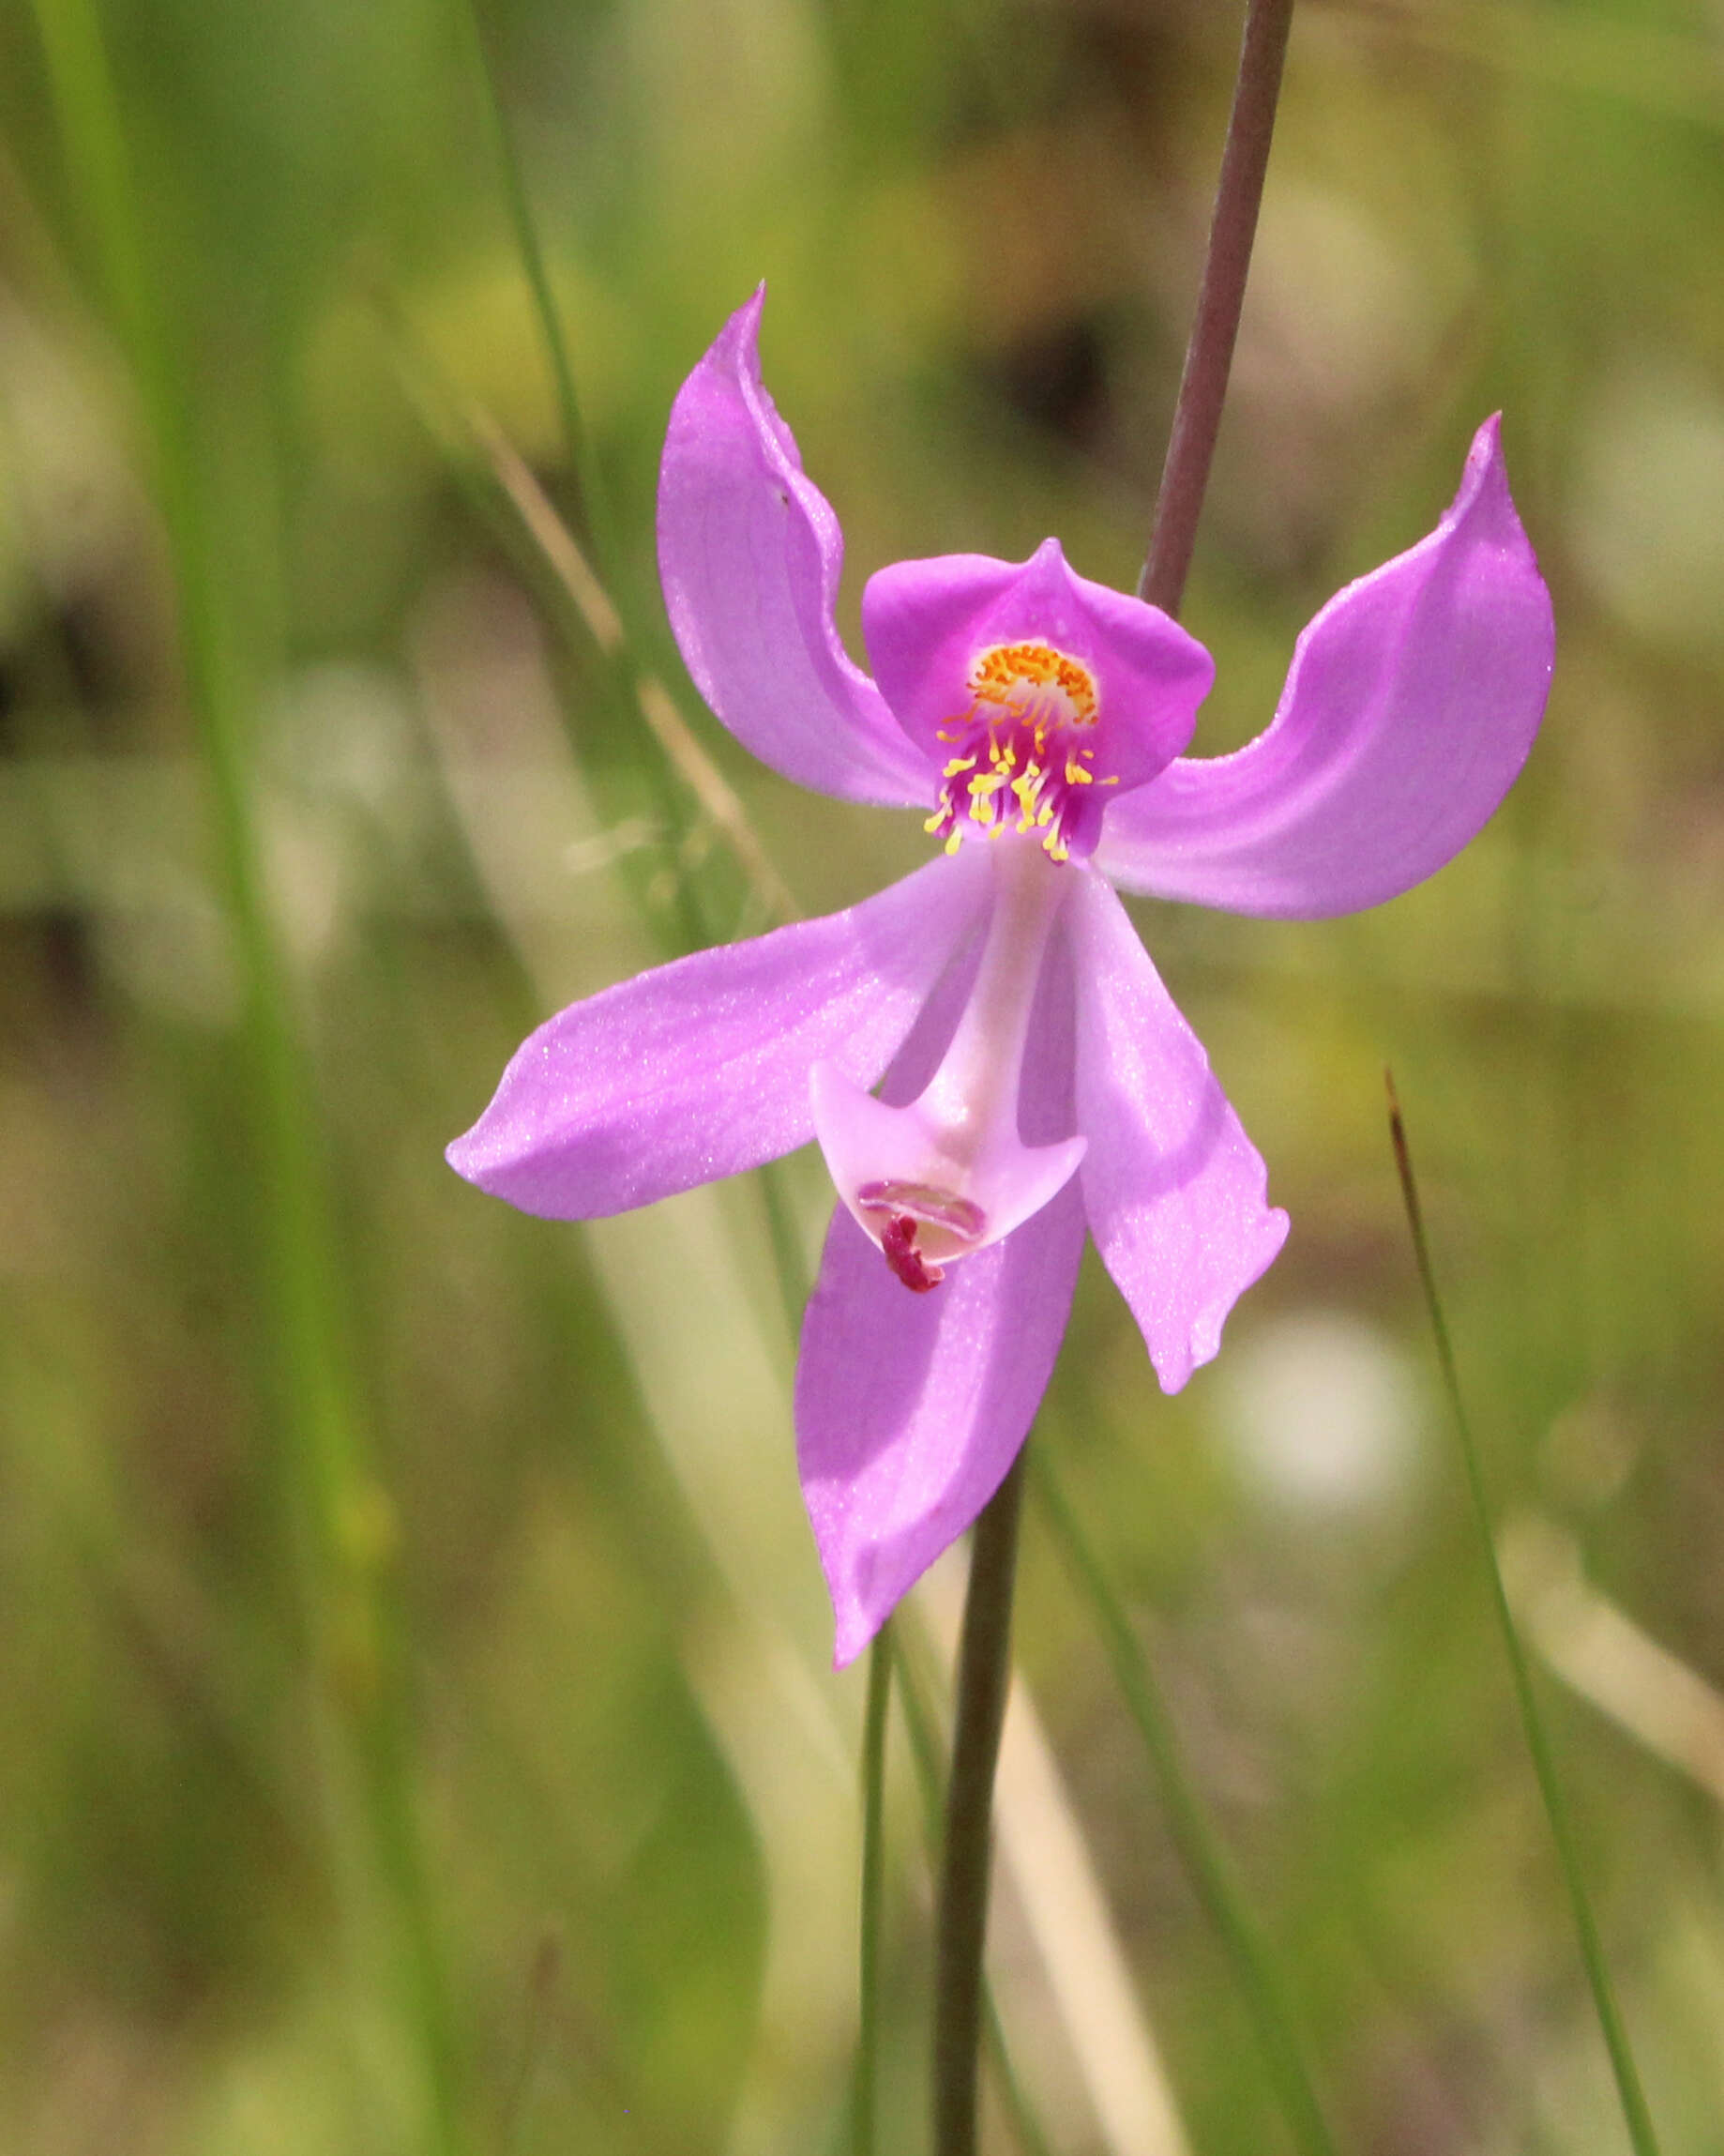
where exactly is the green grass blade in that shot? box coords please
[1386,1071,1661,2156]
[27,5,462,2145]
[1031,1449,1338,2156]
[461,0,612,570]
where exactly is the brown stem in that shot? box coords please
[932,1449,1029,2156]
[927,13,1296,2146]
[1140,0,1295,620]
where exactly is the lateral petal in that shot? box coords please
[1093,418,1554,918]
[446,848,990,1219]
[1070,873,1288,1390]
[658,288,938,807]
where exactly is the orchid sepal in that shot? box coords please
[1092,415,1554,917]
[657,288,937,810]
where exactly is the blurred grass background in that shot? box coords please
[1,0,1723,2150]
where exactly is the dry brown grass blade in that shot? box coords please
[464,400,801,932]
[1503,1512,1724,1811]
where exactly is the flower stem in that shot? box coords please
[1140,0,1295,617]
[853,1623,894,2156]
[934,1448,1029,2156]
[1031,1449,1337,2156]
[929,22,1296,2133]
[1385,1073,1662,2156]
[28,3,461,2145]
[896,1627,1051,2156]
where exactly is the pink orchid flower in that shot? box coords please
[448,292,1553,1666]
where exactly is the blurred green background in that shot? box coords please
[2,0,1723,2149]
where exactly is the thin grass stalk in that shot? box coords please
[1385,1072,1661,2156]
[1031,1450,1337,2156]
[460,0,610,568]
[416,54,723,966]
[454,0,753,986]
[26,4,461,2145]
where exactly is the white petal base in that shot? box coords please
[810,1058,1085,1283]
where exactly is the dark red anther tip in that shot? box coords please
[881,1213,943,1293]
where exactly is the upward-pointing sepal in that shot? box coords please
[1092,414,1553,918]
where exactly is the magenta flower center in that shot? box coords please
[926,640,1117,863]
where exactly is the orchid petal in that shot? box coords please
[1070,873,1288,1390]
[447,848,990,1219]
[1092,418,1554,918]
[797,1192,1084,1665]
[796,911,1082,1663]
[863,538,1212,790]
[658,289,937,808]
